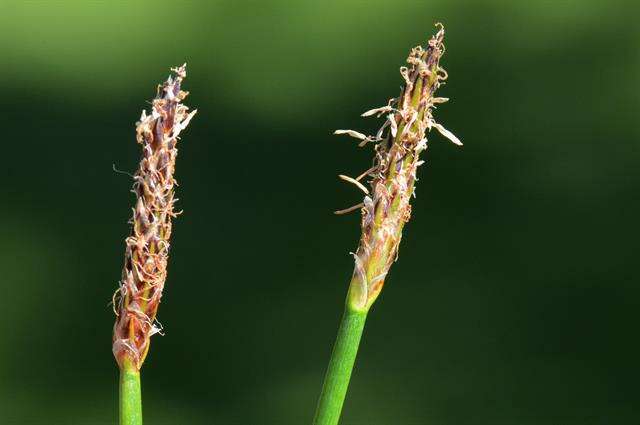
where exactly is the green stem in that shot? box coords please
[119,359,143,425]
[313,305,368,425]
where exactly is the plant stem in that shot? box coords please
[313,305,368,425]
[119,359,142,425]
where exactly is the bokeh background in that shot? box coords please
[1,1,638,424]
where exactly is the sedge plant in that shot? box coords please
[112,64,196,425]
[313,24,461,425]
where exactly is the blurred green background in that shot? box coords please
[1,0,638,424]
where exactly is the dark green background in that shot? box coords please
[1,1,638,424]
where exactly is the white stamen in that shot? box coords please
[361,105,395,117]
[334,129,368,141]
[334,203,365,215]
[431,122,463,146]
[388,114,398,138]
[339,174,370,195]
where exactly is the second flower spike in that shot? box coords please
[335,24,461,312]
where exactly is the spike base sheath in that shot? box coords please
[112,64,196,371]
[342,24,457,311]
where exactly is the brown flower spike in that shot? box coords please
[335,24,461,311]
[113,64,196,370]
